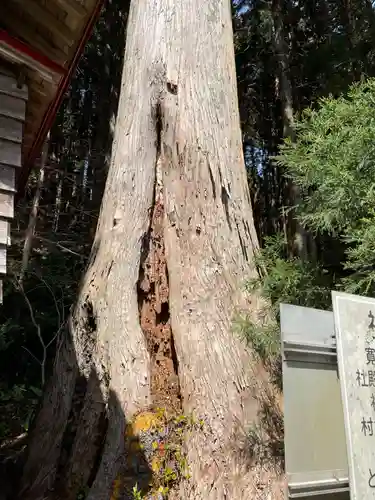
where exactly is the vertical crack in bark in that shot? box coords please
[137,99,182,413]
[235,218,249,263]
[208,163,217,199]
[137,200,181,412]
[217,164,232,231]
[221,185,232,231]
[170,331,180,384]
[154,101,163,159]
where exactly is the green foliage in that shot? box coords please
[0,382,40,439]
[235,235,333,469]
[277,79,375,296]
[148,409,201,492]
[237,316,280,367]
[249,234,332,317]
[3,1,375,492]
[237,235,332,389]
[277,80,375,231]
[132,484,144,500]
[234,0,375,242]
[76,486,89,500]
[0,320,16,351]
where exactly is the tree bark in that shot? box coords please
[271,0,315,261]
[19,134,48,283]
[18,1,267,498]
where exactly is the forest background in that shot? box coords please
[1,0,375,490]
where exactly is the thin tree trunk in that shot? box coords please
[271,0,317,261]
[18,1,271,499]
[19,134,48,283]
[342,0,362,80]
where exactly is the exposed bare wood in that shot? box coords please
[0,73,28,100]
[0,116,23,144]
[0,93,26,122]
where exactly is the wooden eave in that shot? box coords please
[0,0,105,198]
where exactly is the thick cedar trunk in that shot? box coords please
[18,1,271,498]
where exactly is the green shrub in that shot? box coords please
[276,78,375,297]
[248,235,332,319]
[237,234,332,391]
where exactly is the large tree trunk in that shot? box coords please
[18,1,272,499]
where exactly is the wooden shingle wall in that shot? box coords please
[2,0,101,192]
[0,67,27,302]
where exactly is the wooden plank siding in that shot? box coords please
[0,93,27,122]
[0,68,27,300]
[1,0,102,196]
[0,247,7,275]
[0,116,23,143]
[0,0,103,302]
[0,72,28,100]
[0,139,21,167]
[0,219,11,246]
[0,164,16,192]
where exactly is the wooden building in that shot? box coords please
[0,0,104,300]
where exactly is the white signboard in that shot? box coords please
[333,291,375,499]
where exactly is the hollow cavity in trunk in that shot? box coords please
[137,164,181,415]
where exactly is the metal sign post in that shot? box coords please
[280,303,349,499]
